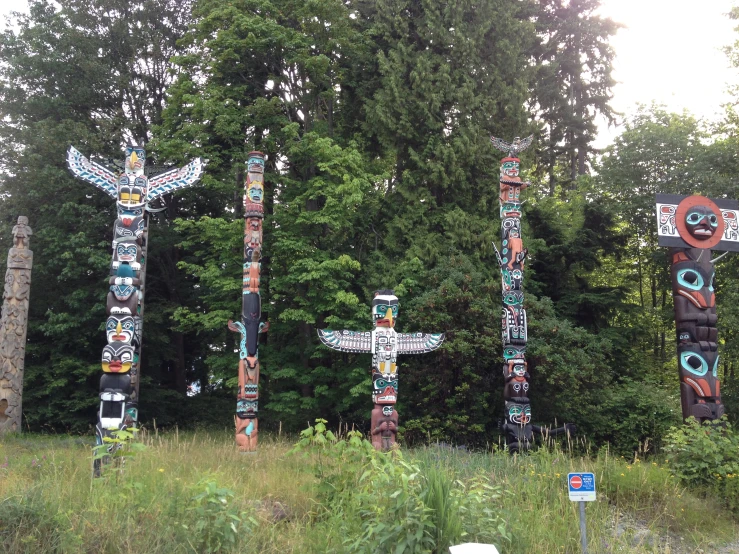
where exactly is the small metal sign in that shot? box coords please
[568,472,596,502]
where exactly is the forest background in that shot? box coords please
[2,0,739,454]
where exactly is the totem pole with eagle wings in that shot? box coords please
[67,145,204,474]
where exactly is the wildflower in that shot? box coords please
[620,473,625,477]
[158,468,165,473]
[626,466,632,470]
[555,473,561,478]
[652,462,657,466]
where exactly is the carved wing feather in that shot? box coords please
[396,332,445,354]
[66,146,118,199]
[147,158,205,202]
[490,136,512,155]
[517,134,535,154]
[317,329,372,353]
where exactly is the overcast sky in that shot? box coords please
[595,0,739,146]
[0,0,737,149]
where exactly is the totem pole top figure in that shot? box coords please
[490,135,533,218]
[656,194,739,252]
[66,144,205,211]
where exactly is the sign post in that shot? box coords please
[568,472,596,553]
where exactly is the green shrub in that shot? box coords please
[182,476,257,553]
[293,420,510,553]
[664,416,739,513]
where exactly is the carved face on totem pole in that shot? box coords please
[500,157,520,180]
[125,145,146,175]
[112,241,142,270]
[237,399,258,419]
[505,399,531,426]
[106,315,138,345]
[372,290,399,328]
[372,375,398,404]
[101,342,134,373]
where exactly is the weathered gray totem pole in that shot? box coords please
[67,145,204,473]
[656,194,739,421]
[318,290,444,450]
[227,152,269,452]
[491,136,574,452]
[0,217,33,434]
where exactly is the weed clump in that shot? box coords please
[291,419,510,553]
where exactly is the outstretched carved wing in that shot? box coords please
[515,135,535,155]
[147,158,205,202]
[67,146,118,199]
[490,136,513,156]
[396,332,445,354]
[317,329,372,353]
[490,134,535,157]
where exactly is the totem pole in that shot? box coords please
[0,217,33,434]
[67,145,204,473]
[491,136,574,452]
[318,290,444,450]
[656,194,739,421]
[227,152,269,452]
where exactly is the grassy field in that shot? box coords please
[0,428,737,553]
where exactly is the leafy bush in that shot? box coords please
[292,420,510,553]
[182,477,257,553]
[664,417,739,512]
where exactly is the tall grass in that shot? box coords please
[0,429,737,553]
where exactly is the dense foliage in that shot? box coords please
[0,0,737,453]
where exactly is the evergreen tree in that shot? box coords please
[0,0,196,431]
[530,0,620,192]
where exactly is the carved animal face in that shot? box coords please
[106,315,137,344]
[500,158,520,179]
[124,145,146,174]
[372,376,398,404]
[506,401,531,425]
[372,292,399,328]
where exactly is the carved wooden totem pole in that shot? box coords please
[0,217,33,434]
[228,152,269,452]
[491,136,574,452]
[318,290,444,450]
[67,145,204,473]
[656,194,739,421]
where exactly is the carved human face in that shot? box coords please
[247,175,264,203]
[106,315,137,344]
[382,405,394,417]
[500,158,520,179]
[248,152,265,173]
[114,242,140,265]
[685,206,719,240]
[101,342,134,373]
[372,293,399,328]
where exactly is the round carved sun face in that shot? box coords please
[685,205,718,240]
[675,196,725,248]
